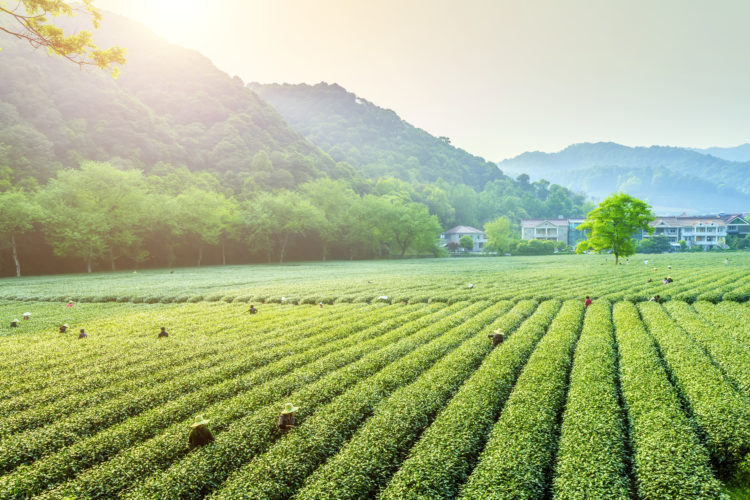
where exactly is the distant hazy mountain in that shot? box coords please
[691,143,750,162]
[248,82,503,190]
[498,142,750,214]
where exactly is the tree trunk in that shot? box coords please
[110,249,117,271]
[614,253,619,265]
[197,244,203,267]
[87,256,92,273]
[279,234,289,263]
[10,233,20,277]
[322,244,328,262]
[167,247,176,269]
[221,241,226,266]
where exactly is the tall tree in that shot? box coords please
[299,178,358,260]
[575,192,654,264]
[376,199,442,257]
[0,190,42,276]
[242,191,326,263]
[168,188,232,267]
[37,162,149,272]
[0,0,125,74]
[484,216,512,254]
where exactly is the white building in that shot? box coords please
[520,218,587,247]
[440,225,486,252]
[646,216,727,249]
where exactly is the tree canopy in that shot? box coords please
[575,192,654,264]
[484,216,512,254]
[0,0,125,75]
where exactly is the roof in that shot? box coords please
[443,225,484,235]
[719,214,749,225]
[521,219,570,228]
[651,216,726,227]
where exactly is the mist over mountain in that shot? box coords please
[691,143,750,163]
[248,82,503,191]
[499,142,750,214]
[0,11,350,189]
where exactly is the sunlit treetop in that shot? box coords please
[0,0,125,76]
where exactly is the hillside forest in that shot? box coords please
[0,12,591,276]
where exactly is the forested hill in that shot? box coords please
[0,12,349,190]
[248,82,502,190]
[498,142,750,213]
[0,11,595,276]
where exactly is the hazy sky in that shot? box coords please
[96,0,750,161]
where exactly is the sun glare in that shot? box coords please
[137,0,205,44]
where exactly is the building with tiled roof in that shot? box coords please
[646,215,730,249]
[440,226,486,252]
[520,218,586,247]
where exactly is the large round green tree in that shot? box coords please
[575,192,654,264]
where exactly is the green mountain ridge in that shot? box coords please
[0,11,349,188]
[248,82,503,191]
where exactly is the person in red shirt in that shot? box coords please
[584,296,592,308]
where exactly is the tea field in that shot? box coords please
[1,254,749,499]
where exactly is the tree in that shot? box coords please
[727,234,750,250]
[0,0,125,75]
[575,192,654,264]
[637,234,672,254]
[459,235,474,252]
[447,184,479,227]
[0,190,42,276]
[242,191,326,263]
[515,239,556,255]
[168,188,232,267]
[299,178,359,260]
[37,162,149,272]
[417,184,455,228]
[484,216,512,254]
[379,201,442,257]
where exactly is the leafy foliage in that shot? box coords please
[379,300,558,499]
[612,301,724,498]
[576,192,655,263]
[0,0,125,75]
[552,300,630,499]
[457,300,585,499]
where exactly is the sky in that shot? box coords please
[95,0,750,161]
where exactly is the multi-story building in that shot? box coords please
[520,218,587,247]
[440,225,486,251]
[646,216,727,249]
[720,214,750,237]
